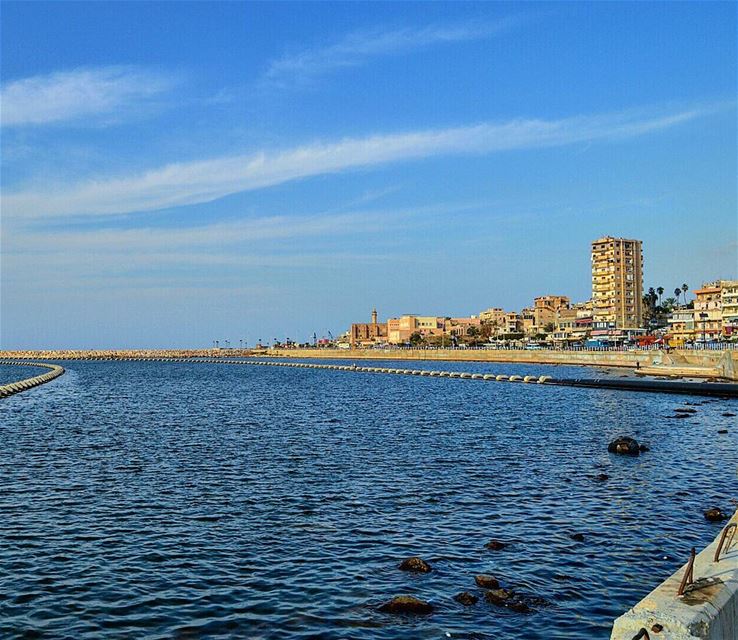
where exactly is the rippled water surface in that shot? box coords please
[1,360,737,639]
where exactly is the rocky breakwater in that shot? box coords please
[0,348,255,360]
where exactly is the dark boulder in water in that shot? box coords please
[453,591,478,606]
[704,508,729,522]
[484,539,507,551]
[507,600,533,614]
[570,533,585,542]
[639,444,650,452]
[608,437,640,455]
[722,412,736,417]
[378,595,433,614]
[484,588,534,613]
[398,556,432,573]
[475,574,500,589]
[595,473,609,482]
[485,588,512,605]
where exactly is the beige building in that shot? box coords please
[693,282,723,342]
[591,236,643,330]
[529,295,571,336]
[385,314,483,344]
[387,315,444,344]
[479,307,506,325]
[667,308,696,345]
[721,280,738,337]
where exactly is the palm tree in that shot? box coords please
[682,283,689,306]
[674,287,682,307]
[657,286,664,306]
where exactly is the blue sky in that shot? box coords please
[1,1,736,349]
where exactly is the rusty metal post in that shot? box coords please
[676,547,696,596]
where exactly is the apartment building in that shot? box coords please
[693,281,724,342]
[591,236,643,330]
[721,280,738,337]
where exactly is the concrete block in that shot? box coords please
[611,511,738,640]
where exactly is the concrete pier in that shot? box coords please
[611,511,738,640]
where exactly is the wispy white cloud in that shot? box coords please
[0,66,176,127]
[4,201,466,256]
[1,204,449,295]
[1,104,720,220]
[263,18,522,87]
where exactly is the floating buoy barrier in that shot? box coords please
[0,361,65,398]
[3,356,737,398]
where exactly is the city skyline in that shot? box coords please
[1,2,736,349]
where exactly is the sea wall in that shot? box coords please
[611,511,738,640]
[267,348,738,381]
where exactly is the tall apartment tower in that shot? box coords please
[591,236,644,329]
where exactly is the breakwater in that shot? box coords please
[611,511,738,640]
[0,361,65,398]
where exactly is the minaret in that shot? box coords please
[371,308,378,325]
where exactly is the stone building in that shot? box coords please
[350,309,388,347]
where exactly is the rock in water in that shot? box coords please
[704,508,729,522]
[378,595,433,614]
[453,592,478,606]
[569,533,585,542]
[485,589,533,613]
[484,539,507,551]
[485,588,512,605]
[475,574,500,589]
[398,556,432,573]
[507,600,532,614]
[608,437,640,455]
